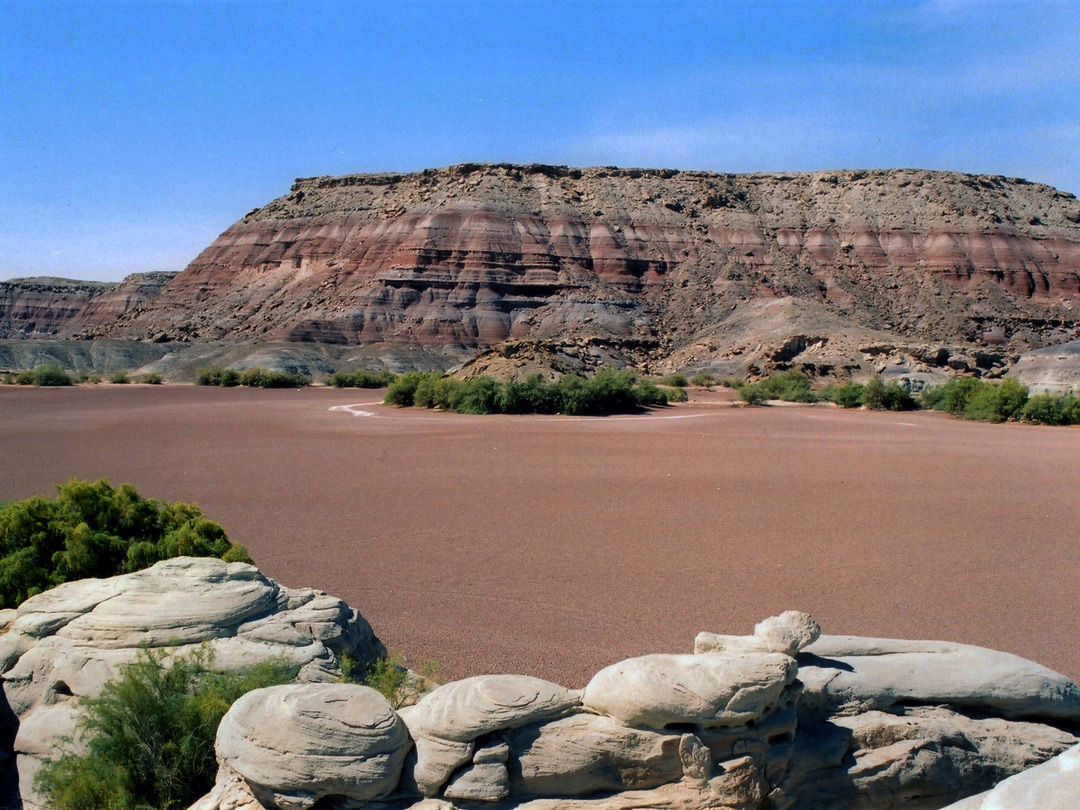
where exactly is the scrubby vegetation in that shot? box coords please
[341,651,440,710]
[195,366,309,388]
[108,371,130,384]
[689,373,718,387]
[385,368,671,415]
[919,376,1080,425]
[142,373,163,385]
[194,366,240,386]
[36,648,297,810]
[328,369,397,388]
[0,478,252,608]
[655,373,688,387]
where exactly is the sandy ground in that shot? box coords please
[1,384,1078,687]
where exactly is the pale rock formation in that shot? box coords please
[939,742,1080,809]
[694,610,821,657]
[582,651,798,729]
[215,683,410,810]
[399,675,580,796]
[798,635,1080,722]
[0,557,384,809]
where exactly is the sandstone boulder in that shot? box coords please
[582,652,798,729]
[939,742,1080,809]
[696,611,821,657]
[216,683,410,810]
[0,557,384,809]
[798,635,1080,723]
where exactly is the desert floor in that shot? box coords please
[2,384,1078,686]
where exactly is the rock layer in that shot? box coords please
[81,164,1080,376]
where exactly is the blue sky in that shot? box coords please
[2,0,1078,282]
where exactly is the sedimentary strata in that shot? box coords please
[72,164,1080,378]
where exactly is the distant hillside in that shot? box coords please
[11,164,1080,379]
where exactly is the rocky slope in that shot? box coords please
[0,272,176,340]
[82,164,1080,378]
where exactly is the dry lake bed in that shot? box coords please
[2,384,1078,686]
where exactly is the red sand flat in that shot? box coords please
[2,385,1077,687]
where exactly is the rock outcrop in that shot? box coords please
[939,742,1080,809]
[76,164,1080,378]
[0,557,384,809]
[193,609,1080,810]
[0,273,175,340]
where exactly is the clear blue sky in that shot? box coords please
[2,0,1078,282]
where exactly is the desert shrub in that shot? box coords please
[0,478,251,608]
[936,376,984,414]
[32,364,73,386]
[343,652,440,710]
[496,375,559,414]
[689,373,717,387]
[142,373,163,385]
[962,378,1028,423]
[35,648,297,810]
[919,384,947,410]
[821,382,865,408]
[328,369,396,388]
[1021,392,1080,426]
[656,373,688,388]
[108,371,130,384]
[750,370,817,403]
[238,367,310,388]
[738,385,769,405]
[860,376,917,411]
[194,366,240,387]
[385,371,442,407]
[663,385,689,403]
[76,372,102,384]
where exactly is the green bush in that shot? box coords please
[35,648,298,810]
[76,372,102,384]
[238,367,310,388]
[663,386,689,403]
[194,366,240,387]
[343,651,440,710]
[1021,392,1080,425]
[656,374,688,388]
[689,373,717,387]
[861,376,917,411]
[738,384,769,405]
[385,368,669,415]
[0,478,251,608]
[328,369,397,388]
[108,371,130,384]
[32,364,73,386]
[962,378,1028,423]
[821,382,865,408]
[142,373,163,385]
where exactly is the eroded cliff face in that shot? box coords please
[0,273,176,339]
[72,165,1080,372]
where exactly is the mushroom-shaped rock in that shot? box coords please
[799,635,1080,723]
[216,683,410,810]
[695,610,820,657]
[399,675,580,796]
[583,652,797,729]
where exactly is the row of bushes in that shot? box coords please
[328,369,398,388]
[385,369,672,415]
[731,370,918,411]
[919,376,1080,425]
[195,366,310,388]
[0,478,252,608]
[0,365,163,386]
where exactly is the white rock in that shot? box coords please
[509,713,684,797]
[443,761,510,802]
[695,611,820,657]
[0,557,384,810]
[938,743,1080,809]
[583,652,797,729]
[405,675,581,742]
[800,635,1080,723]
[216,683,410,809]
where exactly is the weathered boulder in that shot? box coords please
[695,610,821,657]
[939,742,1080,809]
[216,683,410,810]
[798,635,1080,723]
[399,675,581,796]
[0,557,384,809]
[780,706,1078,809]
[582,651,798,729]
